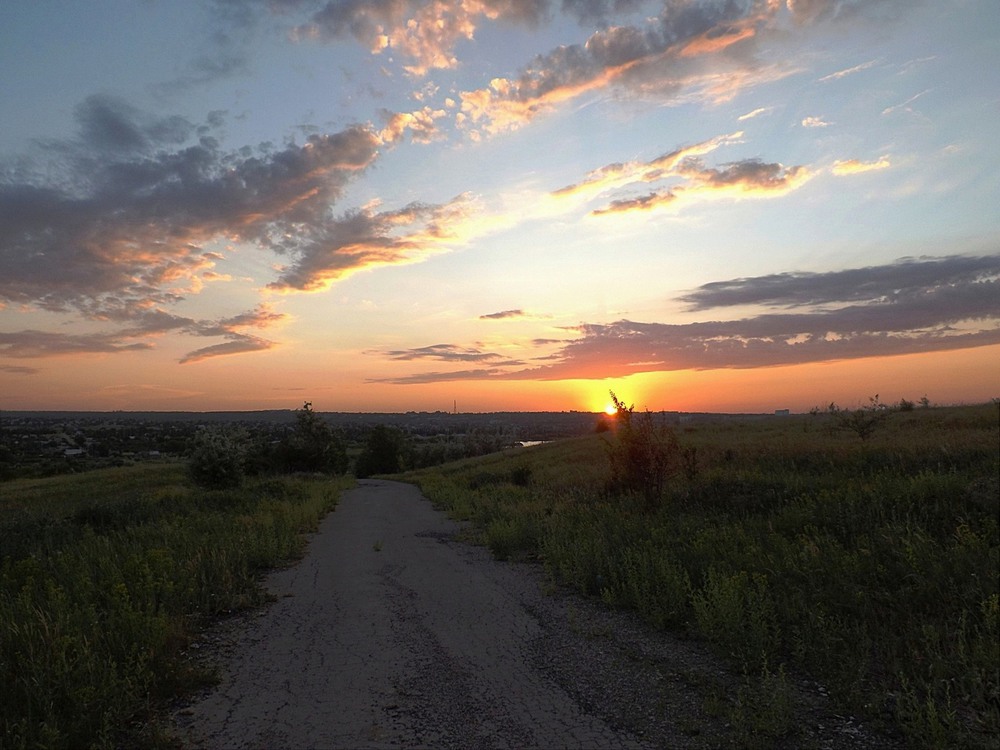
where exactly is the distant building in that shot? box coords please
[774,409,790,416]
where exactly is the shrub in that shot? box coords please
[605,391,680,509]
[187,428,247,489]
[829,394,891,441]
[275,402,348,474]
[355,424,405,478]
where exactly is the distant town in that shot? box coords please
[0,407,784,480]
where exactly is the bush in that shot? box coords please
[829,394,891,441]
[275,402,348,474]
[188,428,247,489]
[355,424,405,478]
[605,392,680,509]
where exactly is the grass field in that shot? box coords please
[1,464,352,749]
[403,404,999,749]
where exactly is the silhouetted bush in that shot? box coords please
[274,402,348,474]
[355,424,405,478]
[605,392,680,509]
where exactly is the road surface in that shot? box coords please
[171,479,896,749]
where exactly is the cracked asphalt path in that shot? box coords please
[172,479,898,750]
[172,479,650,749]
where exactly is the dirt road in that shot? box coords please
[172,479,896,749]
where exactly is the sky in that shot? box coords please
[1,0,998,414]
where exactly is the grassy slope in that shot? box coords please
[1,464,352,749]
[403,405,999,749]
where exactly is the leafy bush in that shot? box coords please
[187,427,247,489]
[604,391,680,509]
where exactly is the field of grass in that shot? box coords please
[403,404,999,748]
[1,463,352,749]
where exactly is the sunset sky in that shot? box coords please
[1,0,998,414]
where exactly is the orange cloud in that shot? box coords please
[832,156,892,175]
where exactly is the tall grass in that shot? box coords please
[405,405,999,748]
[1,464,350,749]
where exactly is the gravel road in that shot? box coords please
[171,479,898,750]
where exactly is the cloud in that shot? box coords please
[551,131,809,216]
[455,0,909,136]
[801,116,830,127]
[738,106,772,121]
[882,89,930,117]
[459,2,778,134]
[818,58,878,81]
[480,309,527,319]
[0,330,154,359]
[785,0,907,25]
[0,302,286,365]
[676,157,811,195]
[381,343,524,364]
[370,367,511,384]
[679,254,1000,310]
[1,96,381,318]
[266,194,477,292]
[0,364,41,375]
[152,52,251,96]
[179,334,276,364]
[591,190,676,215]
[832,156,891,175]
[553,131,743,200]
[378,106,448,144]
[587,155,812,215]
[293,0,549,75]
[377,255,1000,382]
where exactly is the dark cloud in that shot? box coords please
[153,53,251,96]
[681,255,1000,310]
[480,309,526,319]
[592,190,675,214]
[678,157,808,191]
[382,343,523,364]
[179,334,275,364]
[378,255,1000,383]
[0,304,285,365]
[369,367,510,384]
[0,364,41,375]
[266,195,474,291]
[0,98,380,317]
[0,331,154,359]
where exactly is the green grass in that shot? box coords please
[403,404,1000,749]
[1,463,352,749]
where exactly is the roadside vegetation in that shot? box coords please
[403,401,999,749]
[0,463,352,749]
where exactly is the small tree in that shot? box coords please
[188,427,247,489]
[831,394,891,441]
[605,392,679,510]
